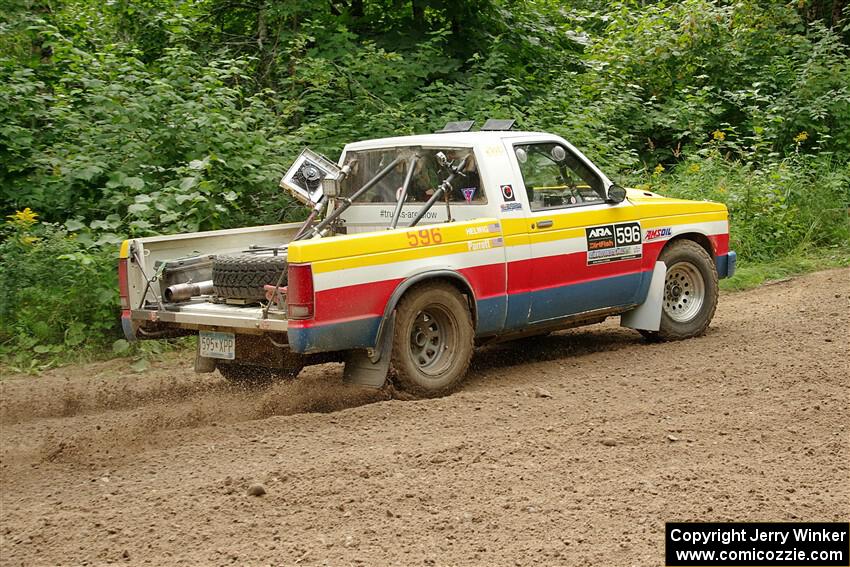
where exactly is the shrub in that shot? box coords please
[0,210,118,362]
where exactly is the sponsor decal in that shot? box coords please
[500,202,523,213]
[645,227,672,241]
[467,237,504,252]
[501,184,516,202]
[586,221,643,265]
[465,223,502,236]
[379,209,438,220]
[462,187,476,203]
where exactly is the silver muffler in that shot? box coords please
[164,280,214,302]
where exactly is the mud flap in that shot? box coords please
[194,351,217,373]
[343,316,394,388]
[621,261,666,332]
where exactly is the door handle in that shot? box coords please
[536,220,554,229]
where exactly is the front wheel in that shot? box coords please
[391,282,474,398]
[640,239,719,341]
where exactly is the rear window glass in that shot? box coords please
[341,147,485,205]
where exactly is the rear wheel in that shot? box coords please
[391,282,474,398]
[641,239,718,341]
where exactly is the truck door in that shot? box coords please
[508,141,645,324]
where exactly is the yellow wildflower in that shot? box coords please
[653,164,665,175]
[688,163,701,174]
[21,235,40,245]
[6,207,39,229]
[793,131,808,143]
[712,130,726,141]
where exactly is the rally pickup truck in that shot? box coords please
[119,120,736,397]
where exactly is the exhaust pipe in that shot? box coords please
[164,280,214,302]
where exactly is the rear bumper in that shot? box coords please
[128,303,288,335]
[716,251,737,279]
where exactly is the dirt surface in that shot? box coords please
[1,269,848,566]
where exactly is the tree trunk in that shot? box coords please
[412,0,424,28]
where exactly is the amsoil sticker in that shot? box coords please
[644,227,672,241]
[586,221,642,265]
[500,184,515,202]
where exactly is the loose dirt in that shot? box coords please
[1,268,848,566]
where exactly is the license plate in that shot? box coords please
[199,331,235,360]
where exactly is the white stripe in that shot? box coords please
[506,219,728,261]
[314,247,506,291]
[530,236,586,259]
[315,219,727,291]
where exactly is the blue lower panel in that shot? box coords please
[290,271,654,352]
[476,296,508,336]
[509,271,649,327]
[288,316,381,354]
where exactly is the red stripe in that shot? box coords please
[508,250,648,294]
[711,233,729,255]
[313,278,402,324]
[458,263,506,300]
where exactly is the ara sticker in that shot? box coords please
[585,222,642,265]
[500,202,523,213]
[500,184,516,202]
[462,187,476,203]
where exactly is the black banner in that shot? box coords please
[666,522,849,566]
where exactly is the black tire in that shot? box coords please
[640,239,719,341]
[390,281,474,398]
[217,362,302,387]
[212,254,286,301]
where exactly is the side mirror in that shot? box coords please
[607,184,627,204]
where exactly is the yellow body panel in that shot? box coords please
[287,219,501,264]
[287,194,727,275]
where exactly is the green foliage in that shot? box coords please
[632,152,850,262]
[1,0,849,368]
[1,39,298,235]
[0,211,118,365]
[720,250,850,292]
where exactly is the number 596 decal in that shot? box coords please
[585,221,643,265]
[407,228,444,247]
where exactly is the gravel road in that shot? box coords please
[1,268,848,566]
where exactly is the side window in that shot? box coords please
[514,143,605,211]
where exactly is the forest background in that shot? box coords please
[1,0,848,370]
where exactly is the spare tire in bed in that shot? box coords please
[212,254,287,301]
